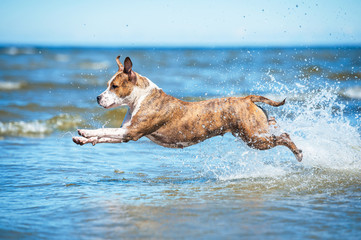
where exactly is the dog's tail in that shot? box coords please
[248,95,286,107]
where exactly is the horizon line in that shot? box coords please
[1,43,361,49]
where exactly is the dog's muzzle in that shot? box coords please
[97,95,101,104]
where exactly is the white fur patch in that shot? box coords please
[98,89,122,108]
[125,76,159,116]
[80,128,128,139]
[98,72,124,108]
[98,74,160,118]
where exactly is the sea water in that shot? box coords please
[0,47,360,239]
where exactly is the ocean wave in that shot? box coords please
[328,71,361,81]
[0,114,84,137]
[301,65,323,76]
[0,80,88,91]
[0,81,27,90]
[79,61,110,70]
[339,86,361,99]
[54,53,70,62]
[2,47,37,55]
[0,107,128,137]
[239,88,361,102]
[92,108,127,127]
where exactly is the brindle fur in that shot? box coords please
[73,56,303,162]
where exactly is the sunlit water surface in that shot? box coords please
[0,47,360,239]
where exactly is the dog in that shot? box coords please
[73,56,303,162]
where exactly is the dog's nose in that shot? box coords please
[97,96,101,103]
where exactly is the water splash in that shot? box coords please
[197,75,361,180]
[280,87,361,170]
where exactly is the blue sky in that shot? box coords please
[0,0,360,46]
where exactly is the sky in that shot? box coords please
[0,0,360,47]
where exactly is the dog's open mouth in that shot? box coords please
[104,103,116,109]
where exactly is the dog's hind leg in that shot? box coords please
[274,133,303,162]
[267,118,303,162]
[245,133,303,162]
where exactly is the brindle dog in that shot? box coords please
[73,56,303,162]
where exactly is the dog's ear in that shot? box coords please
[124,57,132,73]
[116,56,123,71]
[128,70,137,84]
[124,57,137,84]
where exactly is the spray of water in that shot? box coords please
[196,74,361,180]
[281,86,361,170]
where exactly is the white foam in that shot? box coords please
[194,136,294,181]
[339,86,361,100]
[4,47,36,55]
[216,154,289,181]
[0,120,49,136]
[0,114,83,137]
[0,81,25,90]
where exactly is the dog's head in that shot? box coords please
[97,56,138,109]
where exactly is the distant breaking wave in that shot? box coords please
[0,114,84,137]
[0,81,26,90]
[339,86,361,100]
[2,47,37,55]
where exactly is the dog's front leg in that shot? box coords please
[73,136,123,145]
[74,128,128,145]
[78,128,127,139]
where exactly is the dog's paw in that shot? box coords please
[78,129,95,138]
[73,136,87,145]
[73,136,98,146]
[296,149,303,162]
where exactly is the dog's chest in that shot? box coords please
[146,132,197,149]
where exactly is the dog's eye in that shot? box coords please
[112,85,119,89]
